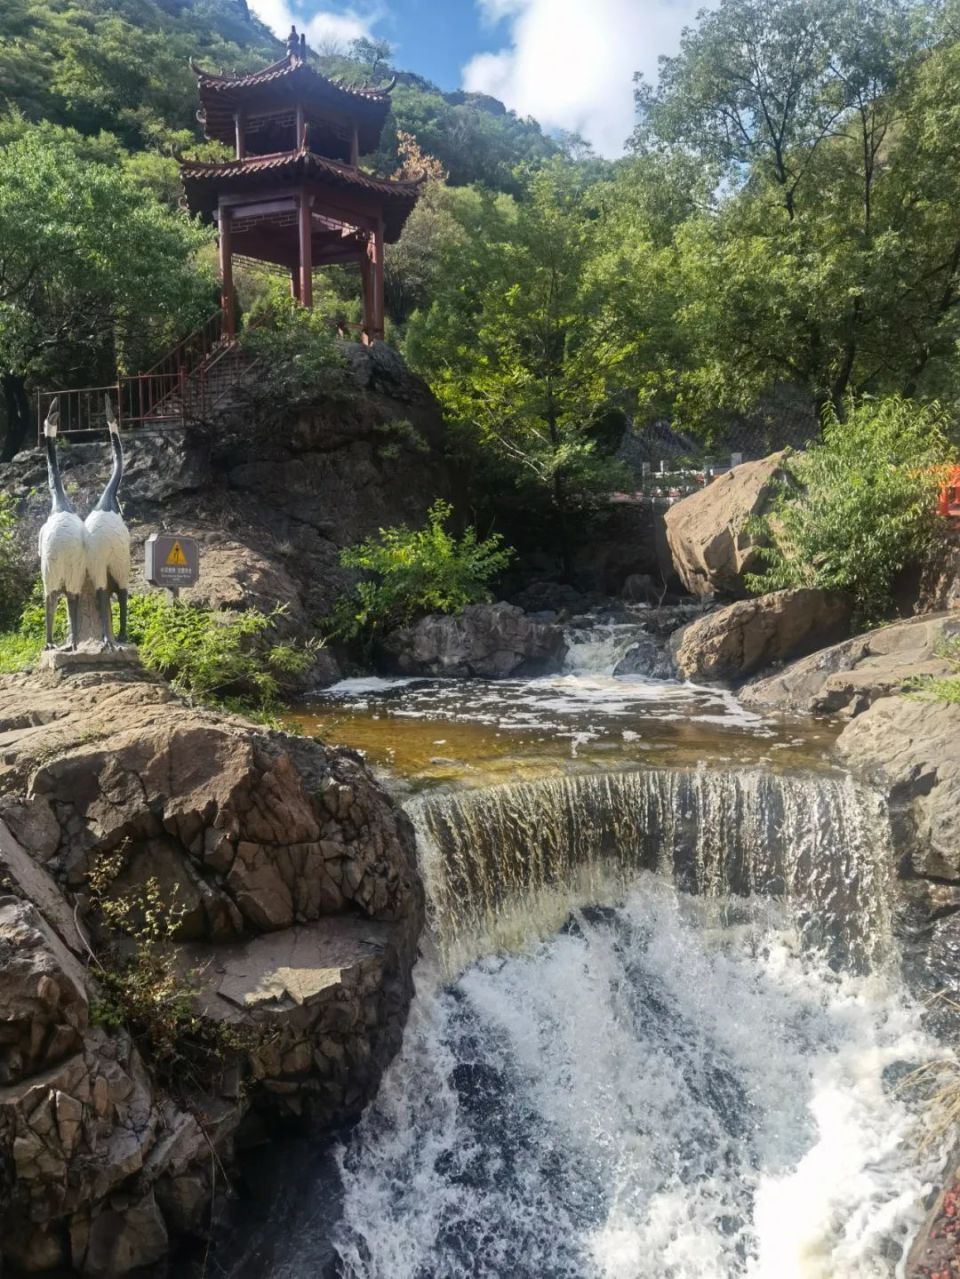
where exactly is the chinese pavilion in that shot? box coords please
[180,27,421,343]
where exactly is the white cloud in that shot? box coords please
[306,10,373,46]
[246,0,377,51]
[463,0,709,158]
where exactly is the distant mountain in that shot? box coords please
[0,0,558,191]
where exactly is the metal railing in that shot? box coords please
[36,311,238,441]
[35,383,121,442]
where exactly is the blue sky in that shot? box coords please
[248,0,710,158]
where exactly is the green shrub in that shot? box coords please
[328,499,514,642]
[0,586,315,716]
[239,290,348,403]
[0,581,53,672]
[124,594,314,711]
[0,494,30,631]
[746,396,953,627]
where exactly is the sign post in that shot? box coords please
[144,534,200,602]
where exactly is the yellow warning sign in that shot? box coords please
[165,541,188,567]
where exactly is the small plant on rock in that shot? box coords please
[327,499,513,643]
[87,846,249,1089]
[905,634,960,705]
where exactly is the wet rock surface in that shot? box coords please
[663,451,786,598]
[382,601,568,678]
[0,667,424,1273]
[669,587,852,682]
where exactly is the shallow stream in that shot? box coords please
[233,613,949,1278]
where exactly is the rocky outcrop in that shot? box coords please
[383,602,567,678]
[0,667,424,1273]
[918,532,960,613]
[835,697,960,881]
[669,588,852,683]
[663,452,785,598]
[743,612,960,716]
[0,342,451,679]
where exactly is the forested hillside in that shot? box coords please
[2,0,960,548]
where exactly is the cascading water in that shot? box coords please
[412,767,893,973]
[271,614,949,1279]
[330,769,946,1279]
[334,881,941,1279]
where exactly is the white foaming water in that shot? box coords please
[562,619,652,674]
[334,880,944,1279]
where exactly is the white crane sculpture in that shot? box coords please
[38,397,87,650]
[85,394,131,646]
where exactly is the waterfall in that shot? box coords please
[410,767,894,975]
[561,616,671,679]
[562,620,652,675]
[334,878,942,1279]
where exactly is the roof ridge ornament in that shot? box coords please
[286,25,307,63]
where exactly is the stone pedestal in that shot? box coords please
[40,580,141,674]
[38,642,141,674]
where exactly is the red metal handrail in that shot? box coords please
[141,310,225,381]
[35,304,361,440]
[35,384,121,443]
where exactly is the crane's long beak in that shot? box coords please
[44,397,60,438]
[104,394,119,434]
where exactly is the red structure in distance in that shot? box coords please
[180,27,421,342]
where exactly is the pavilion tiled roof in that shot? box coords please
[179,148,422,241]
[193,56,392,103]
[192,52,394,153]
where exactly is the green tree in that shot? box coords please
[622,0,960,430]
[0,125,213,456]
[405,164,628,575]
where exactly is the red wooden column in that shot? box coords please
[371,216,385,340]
[290,270,301,301]
[360,246,373,343]
[218,206,235,338]
[298,192,313,308]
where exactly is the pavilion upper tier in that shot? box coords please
[192,28,394,163]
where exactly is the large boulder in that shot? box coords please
[742,612,960,716]
[664,452,785,598]
[0,667,424,1273]
[835,696,960,880]
[383,602,567,678]
[669,588,852,682]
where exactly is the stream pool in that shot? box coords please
[222,620,948,1279]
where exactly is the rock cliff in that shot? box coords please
[0,342,452,682]
[0,663,424,1273]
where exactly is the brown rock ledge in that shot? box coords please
[0,668,424,1274]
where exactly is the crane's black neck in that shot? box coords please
[45,435,75,514]
[93,431,123,513]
